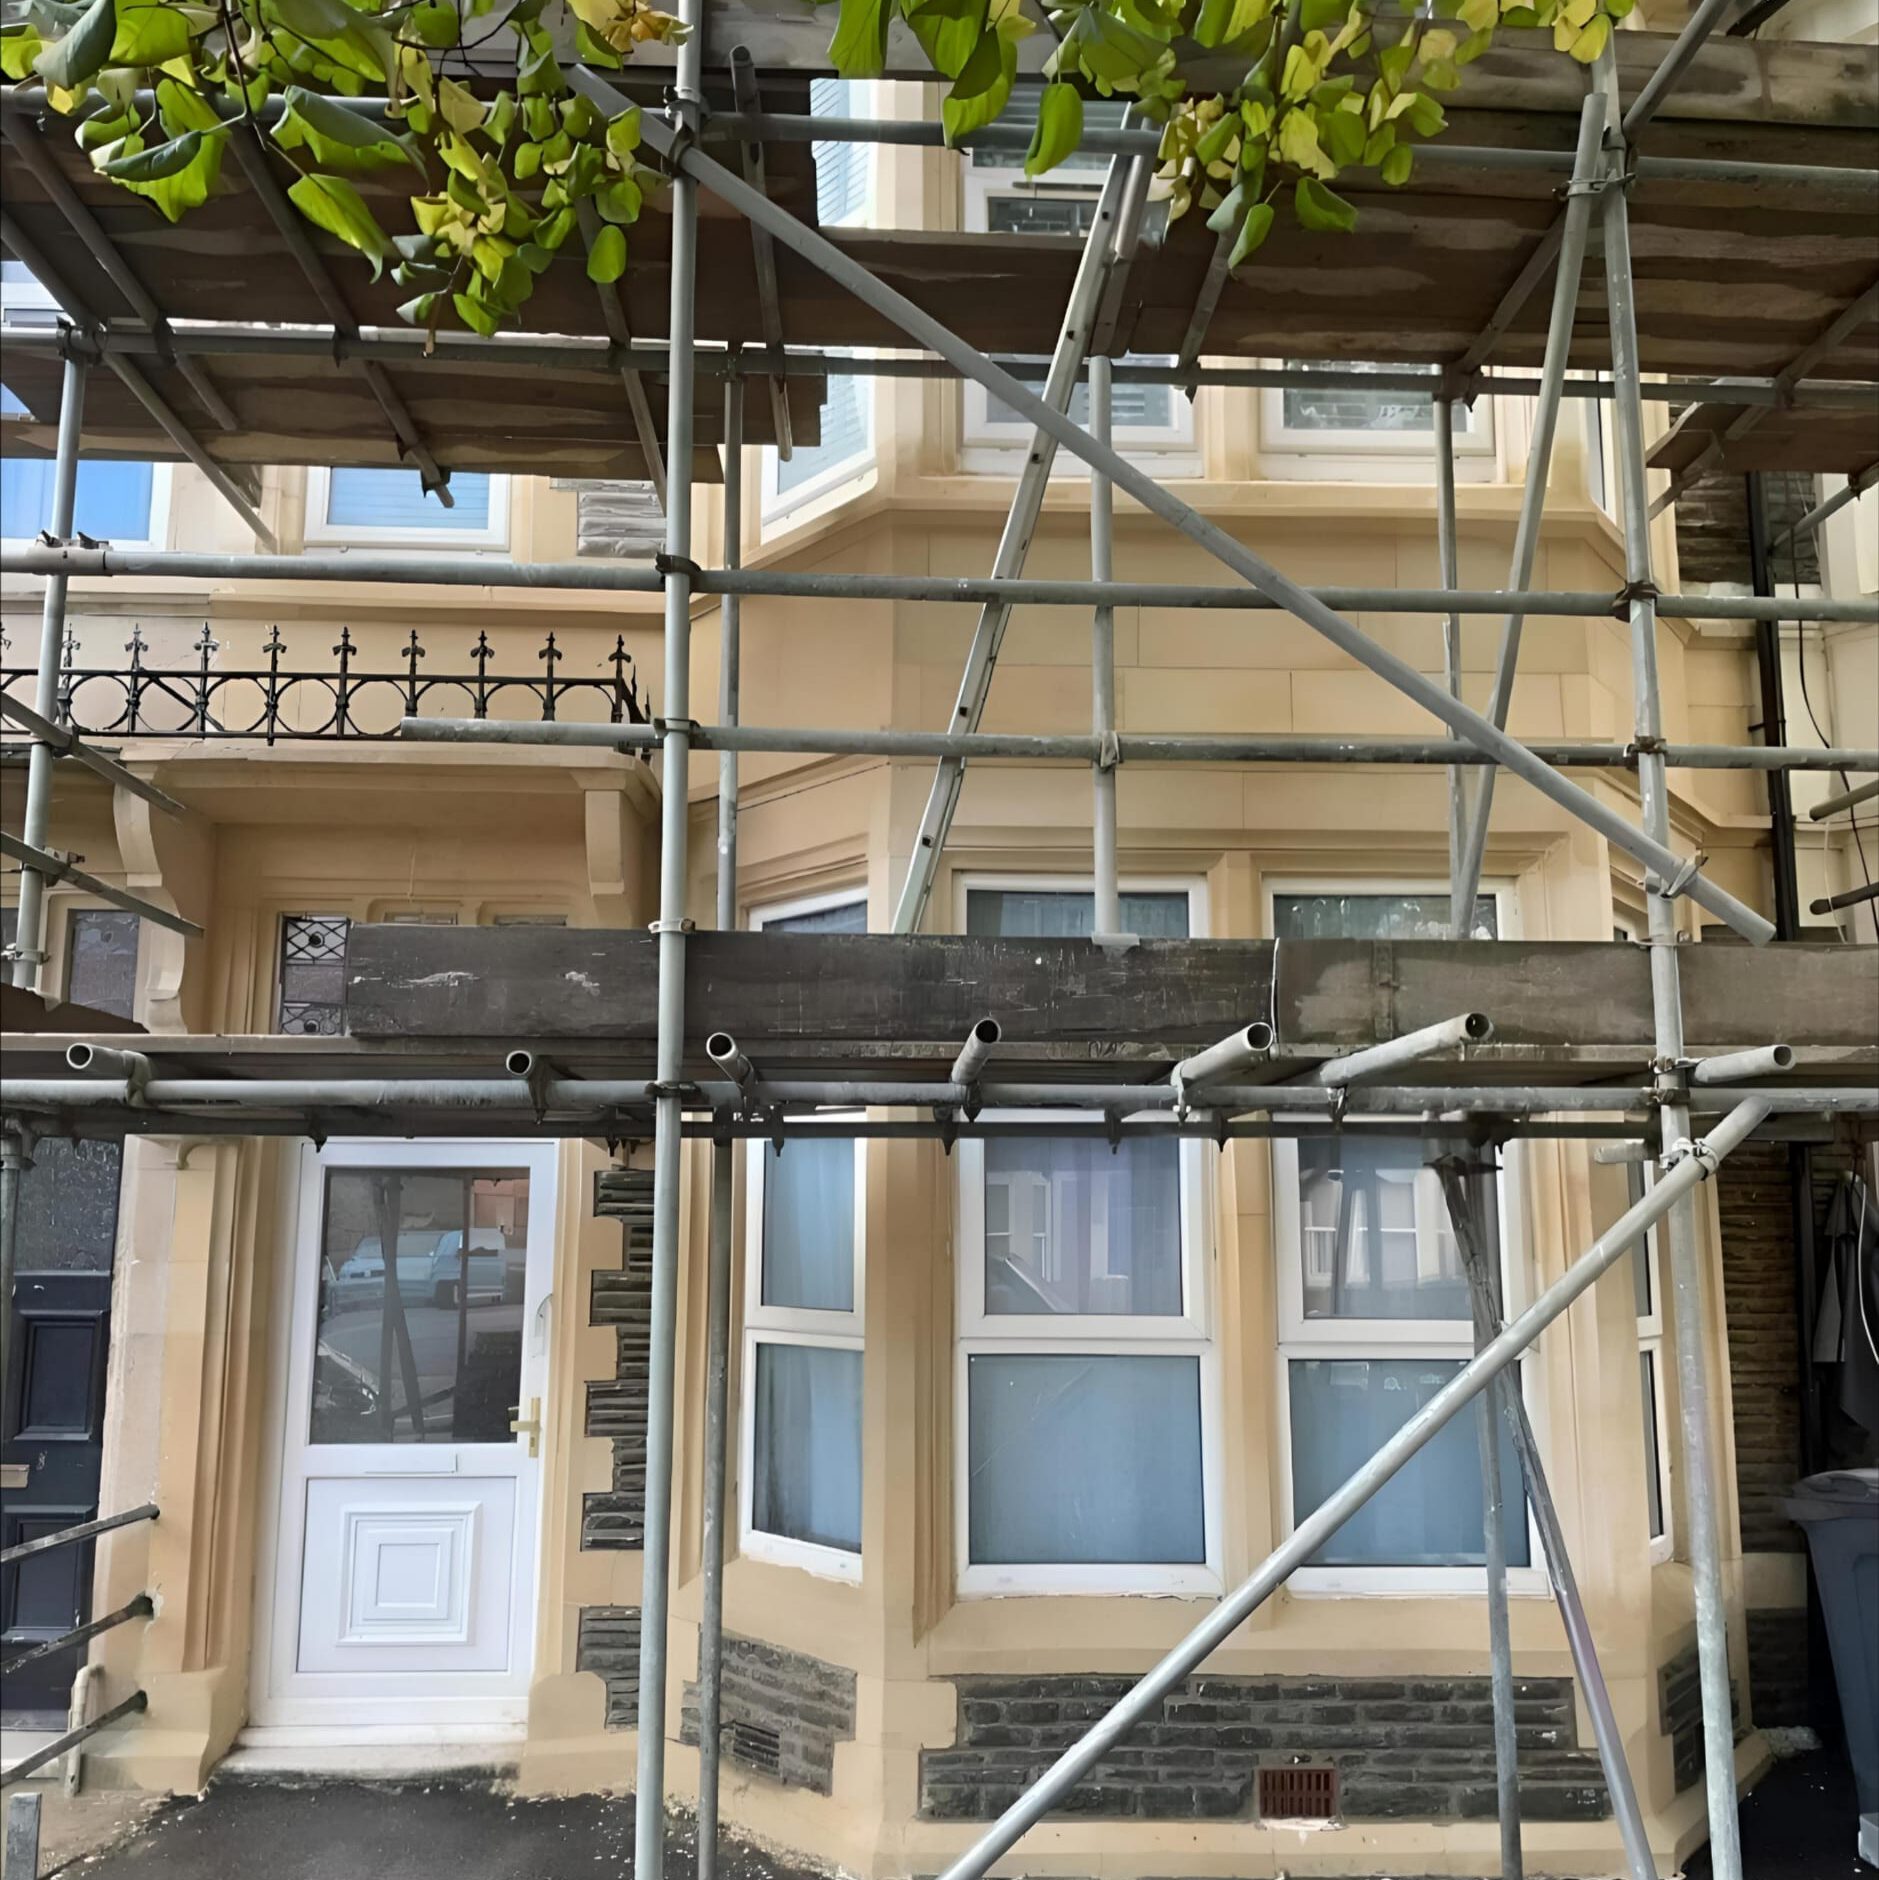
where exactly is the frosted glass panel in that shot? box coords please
[967,1353,1204,1564]
[1295,1136,1475,1322]
[752,1341,862,1553]
[984,1137,1181,1316]
[760,899,866,934]
[1273,892,1498,941]
[762,1138,854,1311]
[1288,1358,1528,1567]
[966,889,1189,938]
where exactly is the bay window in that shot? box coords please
[1272,882,1536,1591]
[1259,361,1497,483]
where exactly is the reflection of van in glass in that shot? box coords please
[332,1232,445,1308]
[427,1228,514,1307]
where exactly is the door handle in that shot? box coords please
[508,1397,542,1458]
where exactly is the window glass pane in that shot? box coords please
[775,370,869,497]
[1627,1165,1653,1318]
[1289,1358,1529,1567]
[762,1138,855,1311]
[13,1138,121,1274]
[66,909,139,1019]
[2,458,153,541]
[1295,1136,1476,1322]
[311,1168,530,1445]
[1273,892,1498,941]
[1280,364,1476,435]
[325,469,493,533]
[965,888,1190,938]
[760,898,866,934]
[1641,1350,1665,1541]
[967,1353,1205,1565]
[984,1136,1181,1316]
[809,78,868,223]
[752,1341,862,1553]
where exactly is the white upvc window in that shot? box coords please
[736,891,869,1580]
[1258,362,1496,484]
[960,101,1196,474]
[956,1120,1219,1596]
[1627,1161,1674,1562]
[305,466,509,550]
[763,79,876,525]
[957,872,1206,941]
[1269,879,1542,1594]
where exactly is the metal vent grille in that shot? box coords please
[1258,1764,1338,1822]
[726,1720,783,1778]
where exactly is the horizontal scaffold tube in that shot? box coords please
[4,1077,1870,1117]
[9,544,1874,628]
[932,1097,1774,1880]
[2,321,1874,415]
[390,717,1879,774]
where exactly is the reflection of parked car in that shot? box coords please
[332,1231,444,1307]
[427,1228,512,1307]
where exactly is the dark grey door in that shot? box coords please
[2,910,137,1723]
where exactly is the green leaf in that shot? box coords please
[1380,141,1414,185]
[1,24,45,80]
[597,175,642,223]
[1228,199,1274,267]
[1294,175,1358,232]
[110,0,189,65]
[156,76,218,135]
[101,129,205,181]
[514,140,542,180]
[452,290,500,336]
[940,29,1014,143]
[829,0,889,78]
[275,84,421,174]
[1298,0,1346,26]
[1320,105,1365,167]
[605,106,641,156]
[271,0,356,37]
[1276,107,1333,179]
[407,1,459,46]
[104,123,225,222]
[439,78,486,134]
[1024,79,1082,177]
[33,0,113,92]
[1566,12,1609,61]
[1205,178,1247,236]
[1403,90,1446,136]
[949,27,1004,102]
[287,170,390,277]
[397,291,439,325]
[586,221,627,283]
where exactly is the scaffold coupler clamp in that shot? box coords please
[933,1105,958,1157]
[654,552,703,583]
[1105,1110,1125,1157]
[1438,365,1483,412]
[1611,578,1660,619]
[646,916,695,935]
[1,1117,37,1173]
[768,1105,787,1159]
[1096,729,1121,773]
[1662,1132,1721,1180]
[1649,850,1707,901]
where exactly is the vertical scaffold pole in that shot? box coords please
[1090,354,1120,937]
[696,374,743,1880]
[1601,154,1746,1880]
[11,350,88,993]
[1436,1159,1658,1880]
[1434,395,1465,924]
[635,1,705,1869]
[1451,81,1609,928]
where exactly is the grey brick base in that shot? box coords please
[1658,1640,1745,1793]
[919,1674,1611,1823]
[575,1606,642,1728]
[681,1634,858,1796]
[1746,1607,1811,1731]
[584,1168,654,1550]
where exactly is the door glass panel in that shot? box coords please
[12,1139,121,1273]
[311,1167,529,1445]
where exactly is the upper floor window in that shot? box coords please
[1259,362,1495,484]
[963,881,1198,939]
[1271,887,1498,942]
[963,103,1194,471]
[763,81,875,525]
[66,909,141,1020]
[2,262,163,546]
[306,467,508,550]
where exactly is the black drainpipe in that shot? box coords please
[1745,469,1834,1734]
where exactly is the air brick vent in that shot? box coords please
[1259,1763,1338,1822]
[726,1720,783,1778]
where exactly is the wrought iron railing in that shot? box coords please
[0,625,648,744]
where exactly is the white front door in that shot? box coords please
[253,1140,554,1730]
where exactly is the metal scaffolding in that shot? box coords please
[2,14,1877,1880]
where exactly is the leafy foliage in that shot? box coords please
[2,0,1633,337]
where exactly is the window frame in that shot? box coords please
[304,465,511,551]
[1627,1160,1675,1563]
[953,870,1209,942]
[746,885,869,933]
[738,1116,868,1583]
[954,1113,1222,1598]
[958,165,1197,472]
[1265,875,1544,1595]
[761,80,878,528]
[1257,370,1496,485]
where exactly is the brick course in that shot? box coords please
[584,1167,654,1550]
[919,1674,1609,1823]
[680,1634,858,1796]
